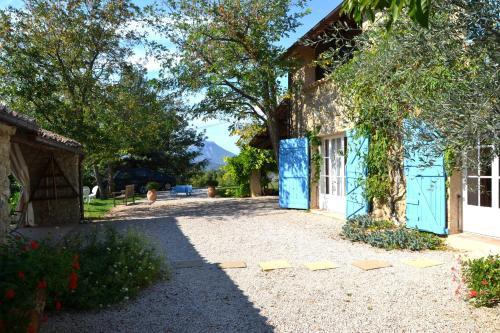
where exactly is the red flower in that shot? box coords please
[68,272,78,290]
[55,300,62,311]
[469,290,478,298]
[37,280,47,289]
[27,324,36,333]
[481,279,488,286]
[18,271,25,280]
[30,240,39,250]
[5,289,15,300]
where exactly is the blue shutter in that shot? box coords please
[404,127,447,235]
[279,138,309,209]
[345,129,369,219]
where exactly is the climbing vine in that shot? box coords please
[306,126,322,185]
[315,0,498,219]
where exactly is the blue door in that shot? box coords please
[345,130,369,219]
[279,138,309,209]
[404,130,447,234]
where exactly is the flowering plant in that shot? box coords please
[0,235,78,333]
[461,255,499,307]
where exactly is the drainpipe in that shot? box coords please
[457,194,462,233]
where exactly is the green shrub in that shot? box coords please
[146,181,160,191]
[206,179,219,187]
[461,255,499,307]
[61,227,168,310]
[0,235,76,333]
[342,215,444,251]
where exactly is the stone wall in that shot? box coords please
[0,124,15,240]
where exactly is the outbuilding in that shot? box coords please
[0,105,83,236]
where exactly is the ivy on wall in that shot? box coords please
[306,126,322,185]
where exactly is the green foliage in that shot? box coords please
[342,0,432,28]
[153,0,310,158]
[0,236,76,332]
[461,255,500,307]
[83,198,115,220]
[0,1,205,186]
[223,145,276,197]
[146,182,160,191]
[206,179,219,187]
[8,176,21,216]
[190,170,225,188]
[342,215,444,251]
[61,227,167,310]
[326,0,499,211]
[306,126,322,184]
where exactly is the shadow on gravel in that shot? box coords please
[41,214,274,333]
[108,196,287,221]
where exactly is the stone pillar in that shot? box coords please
[249,170,262,197]
[448,170,463,234]
[0,124,16,241]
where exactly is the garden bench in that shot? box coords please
[113,185,135,206]
[172,185,193,196]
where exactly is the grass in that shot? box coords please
[84,194,147,220]
[83,198,115,220]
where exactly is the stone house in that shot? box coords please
[272,5,499,238]
[0,105,84,237]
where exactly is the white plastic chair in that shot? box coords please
[88,186,99,202]
[82,186,91,203]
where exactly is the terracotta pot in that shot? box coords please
[147,189,157,204]
[207,186,216,198]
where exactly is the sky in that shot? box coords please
[0,0,343,154]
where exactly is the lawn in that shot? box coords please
[83,198,115,220]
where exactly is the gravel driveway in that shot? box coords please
[42,196,499,333]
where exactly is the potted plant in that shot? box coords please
[206,179,218,198]
[146,181,160,204]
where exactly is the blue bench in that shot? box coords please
[173,185,193,196]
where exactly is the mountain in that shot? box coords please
[196,141,236,170]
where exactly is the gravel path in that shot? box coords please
[42,196,499,333]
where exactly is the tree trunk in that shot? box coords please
[106,165,114,194]
[93,164,106,199]
[267,113,280,164]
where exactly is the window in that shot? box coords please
[320,137,346,197]
[467,146,494,207]
[323,140,330,194]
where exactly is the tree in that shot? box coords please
[0,0,204,193]
[0,0,141,192]
[224,144,276,197]
[94,65,206,188]
[319,0,498,217]
[151,0,309,162]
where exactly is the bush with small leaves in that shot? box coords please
[60,227,168,310]
[342,215,444,251]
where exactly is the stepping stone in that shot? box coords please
[352,260,392,271]
[305,261,339,271]
[259,260,291,271]
[401,258,443,268]
[217,261,247,269]
[171,260,205,269]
